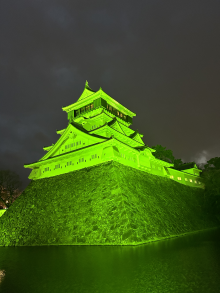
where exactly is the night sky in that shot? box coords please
[1,0,220,189]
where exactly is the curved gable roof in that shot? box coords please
[108,118,126,135]
[38,123,107,162]
[77,81,96,102]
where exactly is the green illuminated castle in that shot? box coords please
[1,81,219,247]
[24,81,203,188]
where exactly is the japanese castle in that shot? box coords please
[24,81,203,188]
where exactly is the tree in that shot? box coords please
[151,145,175,164]
[151,144,186,167]
[201,157,220,219]
[0,170,22,208]
[204,157,220,171]
[150,144,199,171]
[201,157,220,197]
[173,158,185,169]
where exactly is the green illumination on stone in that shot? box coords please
[0,210,6,217]
[0,161,218,246]
[0,81,216,247]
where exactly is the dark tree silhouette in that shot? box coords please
[151,144,186,168]
[200,157,220,219]
[204,157,220,171]
[202,157,220,197]
[151,145,175,163]
[0,170,22,208]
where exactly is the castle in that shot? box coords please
[24,81,203,188]
[1,81,218,247]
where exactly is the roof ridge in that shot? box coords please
[85,80,95,92]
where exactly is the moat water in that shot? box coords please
[0,228,219,293]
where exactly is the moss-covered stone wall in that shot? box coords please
[0,161,219,246]
[0,210,6,217]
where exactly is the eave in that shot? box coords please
[56,129,65,135]
[129,131,145,145]
[90,123,144,148]
[166,167,202,178]
[62,88,136,118]
[38,123,107,162]
[24,139,111,169]
[43,145,54,151]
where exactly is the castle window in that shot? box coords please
[190,179,192,182]
[55,164,60,169]
[120,113,123,118]
[117,111,120,116]
[170,175,174,179]
[67,161,72,166]
[86,105,90,111]
[79,158,84,163]
[90,104,94,110]
[45,167,49,172]
[124,115,126,120]
[76,109,80,116]
[177,177,181,180]
[185,178,188,181]
[92,154,97,159]
[81,107,85,113]
[109,106,112,111]
[71,143,73,147]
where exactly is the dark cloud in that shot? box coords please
[1,0,220,188]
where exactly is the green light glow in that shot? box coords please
[0,210,6,217]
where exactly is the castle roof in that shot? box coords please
[172,162,202,172]
[62,81,136,118]
[77,80,96,101]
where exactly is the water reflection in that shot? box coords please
[0,228,219,293]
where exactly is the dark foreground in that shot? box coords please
[0,228,220,293]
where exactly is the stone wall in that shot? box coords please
[0,161,219,246]
[0,210,6,217]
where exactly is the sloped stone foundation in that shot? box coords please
[0,161,219,246]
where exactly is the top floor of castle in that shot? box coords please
[62,81,135,127]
